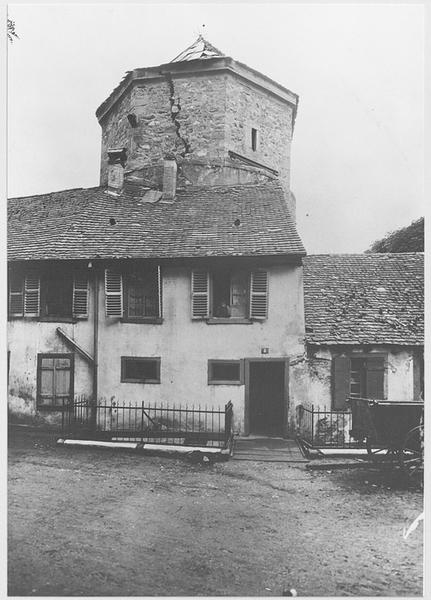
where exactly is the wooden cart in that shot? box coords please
[348,397,424,482]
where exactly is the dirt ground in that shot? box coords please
[8,427,423,597]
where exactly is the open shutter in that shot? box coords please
[249,270,268,319]
[73,274,88,318]
[105,269,123,317]
[191,270,209,318]
[365,357,385,400]
[24,273,40,317]
[333,355,350,410]
[9,273,24,317]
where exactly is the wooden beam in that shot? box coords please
[56,327,94,364]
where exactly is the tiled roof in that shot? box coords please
[303,253,424,346]
[8,181,305,261]
[170,36,225,63]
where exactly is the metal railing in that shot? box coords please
[296,404,360,448]
[62,396,233,450]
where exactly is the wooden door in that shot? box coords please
[248,361,285,436]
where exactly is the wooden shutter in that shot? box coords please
[9,273,24,317]
[333,355,350,410]
[73,274,88,318]
[191,270,209,318]
[24,273,40,317]
[365,357,385,400]
[249,270,268,319]
[105,269,123,317]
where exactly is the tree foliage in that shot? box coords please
[8,18,19,43]
[367,217,424,253]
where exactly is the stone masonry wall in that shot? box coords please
[99,71,294,198]
[100,73,227,186]
[225,77,293,196]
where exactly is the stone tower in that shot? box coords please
[96,36,299,218]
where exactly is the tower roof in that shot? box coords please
[170,35,225,63]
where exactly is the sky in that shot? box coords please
[7,3,425,254]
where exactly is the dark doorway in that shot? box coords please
[248,360,286,436]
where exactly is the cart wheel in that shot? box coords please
[399,425,424,484]
[366,437,392,463]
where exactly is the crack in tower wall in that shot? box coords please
[164,72,192,158]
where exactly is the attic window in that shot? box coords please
[251,128,258,152]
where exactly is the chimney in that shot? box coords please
[161,155,177,202]
[107,148,127,194]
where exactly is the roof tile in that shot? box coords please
[8,181,305,261]
[303,253,424,346]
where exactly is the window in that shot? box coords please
[8,269,88,320]
[333,354,385,410]
[251,128,258,151]
[191,269,268,321]
[121,357,161,383]
[41,270,73,319]
[208,360,244,385]
[37,354,74,410]
[105,267,162,322]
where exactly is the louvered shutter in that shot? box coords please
[365,357,385,400]
[249,270,268,319]
[24,273,40,317]
[9,273,24,317]
[105,269,123,317]
[191,270,209,318]
[73,274,88,318]
[333,356,350,410]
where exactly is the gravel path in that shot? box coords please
[8,428,423,596]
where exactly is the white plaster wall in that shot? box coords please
[8,262,305,433]
[97,263,305,433]
[8,294,94,423]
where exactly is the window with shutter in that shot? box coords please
[249,270,268,319]
[105,269,123,317]
[24,274,40,317]
[191,270,209,318]
[333,354,386,409]
[8,272,24,317]
[73,274,89,318]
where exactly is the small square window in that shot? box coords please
[208,360,243,385]
[121,357,161,383]
[251,128,258,151]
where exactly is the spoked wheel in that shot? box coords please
[366,437,395,464]
[399,425,424,485]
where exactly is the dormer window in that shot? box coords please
[251,128,258,152]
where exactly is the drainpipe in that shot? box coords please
[92,267,99,428]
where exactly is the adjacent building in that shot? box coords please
[298,253,424,411]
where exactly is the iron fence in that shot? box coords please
[62,396,233,450]
[297,403,361,448]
